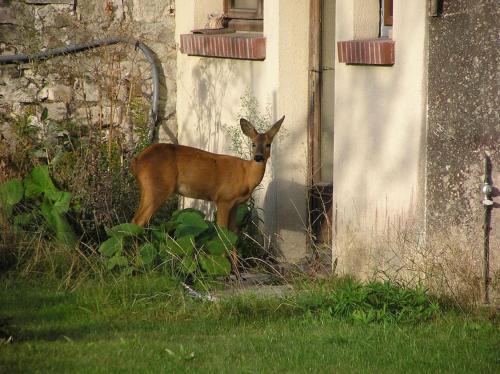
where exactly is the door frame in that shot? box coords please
[307,0,334,257]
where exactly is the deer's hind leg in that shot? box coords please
[132,172,174,227]
[228,204,239,233]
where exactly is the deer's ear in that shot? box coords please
[266,115,285,140]
[240,118,258,138]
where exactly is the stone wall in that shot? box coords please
[426,0,499,301]
[0,0,177,143]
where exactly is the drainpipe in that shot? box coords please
[481,151,494,304]
[0,37,160,144]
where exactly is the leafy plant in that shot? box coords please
[296,278,440,324]
[224,88,273,159]
[99,209,239,277]
[0,179,24,217]
[220,89,275,262]
[0,165,77,246]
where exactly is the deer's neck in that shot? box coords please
[247,160,267,189]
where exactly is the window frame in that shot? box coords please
[223,0,264,32]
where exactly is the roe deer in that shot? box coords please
[130,116,285,233]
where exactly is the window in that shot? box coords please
[337,0,395,65]
[223,0,263,32]
[380,0,393,37]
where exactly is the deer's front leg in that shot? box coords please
[215,201,232,228]
[215,201,239,276]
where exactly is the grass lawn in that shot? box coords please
[0,275,498,373]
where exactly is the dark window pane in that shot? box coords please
[233,0,258,10]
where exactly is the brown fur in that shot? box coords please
[131,116,285,232]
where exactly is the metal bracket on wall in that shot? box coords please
[429,0,443,17]
[482,151,494,304]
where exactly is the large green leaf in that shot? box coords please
[107,255,129,270]
[205,227,238,255]
[105,223,144,238]
[196,222,218,246]
[236,203,251,227]
[52,191,72,214]
[160,235,195,257]
[158,242,172,260]
[205,239,227,256]
[175,211,208,226]
[175,224,208,238]
[171,208,205,221]
[40,197,76,246]
[174,211,209,238]
[152,230,169,244]
[99,237,123,257]
[0,179,24,217]
[179,256,197,274]
[217,227,238,246]
[52,214,76,245]
[139,243,157,265]
[13,212,35,227]
[151,221,179,242]
[199,254,232,276]
[23,166,57,199]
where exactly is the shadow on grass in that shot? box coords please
[0,284,156,343]
[0,311,162,343]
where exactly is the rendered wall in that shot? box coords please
[427,0,500,302]
[333,0,428,278]
[175,0,310,262]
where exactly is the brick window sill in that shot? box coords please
[337,39,394,66]
[180,33,266,61]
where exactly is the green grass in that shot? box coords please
[0,276,498,373]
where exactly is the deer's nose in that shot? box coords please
[254,155,264,162]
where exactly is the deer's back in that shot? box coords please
[131,143,250,201]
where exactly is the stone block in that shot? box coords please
[44,102,67,121]
[0,24,22,44]
[0,7,18,25]
[74,105,123,126]
[1,80,39,103]
[34,5,74,28]
[132,0,171,23]
[0,43,17,56]
[81,81,100,102]
[47,85,72,102]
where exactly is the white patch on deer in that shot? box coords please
[178,183,191,195]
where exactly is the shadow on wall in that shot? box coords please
[180,58,240,152]
[334,4,427,232]
[178,56,312,261]
[333,3,428,277]
[178,57,240,214]
[265,178,308,231]
[152,49,177,143]
[178,57,278,220]
[262,114,309,258]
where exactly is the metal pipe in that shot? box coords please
[482,151,493,304]
[0,37,160,143]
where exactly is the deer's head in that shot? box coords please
[240,115,285,163]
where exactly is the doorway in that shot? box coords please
[308,0,335,262]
